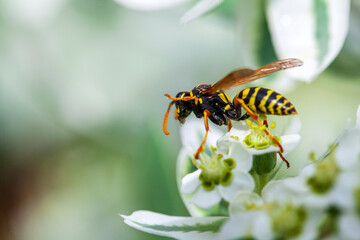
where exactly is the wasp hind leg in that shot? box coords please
[194,110,211,160]
[234,98,290,168]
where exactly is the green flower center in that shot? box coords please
[243,119,281,150]
[268,202,307,238]
[306,156,340,194]
[196,146,236,191]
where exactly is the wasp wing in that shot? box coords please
[204,58,303,95]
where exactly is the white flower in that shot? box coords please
[179,120,255,210]
[178,119,301,211]
[221,183,322,240]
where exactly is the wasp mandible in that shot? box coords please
[162,58,303,168]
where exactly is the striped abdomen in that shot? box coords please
[235,87,297,115]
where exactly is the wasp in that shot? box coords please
[162,58,303,168]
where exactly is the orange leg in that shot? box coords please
[263,119,268,128]
[162,101,175,135]
[234,99,289,167]
[228,119,232,131]
[164,94,197,102]
[194,110,211,159]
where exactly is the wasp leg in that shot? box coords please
[263,119,269,128]
[228,119,232,131]
[278,151,290,169]
[234,99,289,167]
[239,113,250,121]
[194,110,211,159]
[163,101,175,135]
[234,99,283,152]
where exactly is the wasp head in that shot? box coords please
[175,91,194,124]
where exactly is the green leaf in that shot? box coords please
[121,210,227,240]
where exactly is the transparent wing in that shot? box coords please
[204,58,303,95]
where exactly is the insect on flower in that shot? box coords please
[163,59,303,168]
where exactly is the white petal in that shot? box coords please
[338,212,360,240]
[218,171,255,202]
[267,0,350,82]
[181,119,223,153]
[262,164,313,204]
[220,211,272,240]
[190,186,222,209]
[180,0,224,24]
[281,134,301,154]
[245,145,279,156]
[252,211,273,240]
[181,169,202,194]
[228,142,253,172]
[228,191,263,216]
[121,210,226,240]
[329,171,358,209]
[216,121,250,154]
[114,0,190,11]
[283,116,302,135]
[335,128,360,170]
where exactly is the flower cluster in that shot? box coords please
[121,106,360,240]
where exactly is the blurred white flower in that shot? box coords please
[267,0,350,82]
[3,0,65,27]
[222,185,321,240]
[113,0,190,11]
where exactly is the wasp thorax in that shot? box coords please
[175,91,193,124]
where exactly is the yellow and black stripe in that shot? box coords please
[235,87,297,115]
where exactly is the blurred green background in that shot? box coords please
[0,0,359,240]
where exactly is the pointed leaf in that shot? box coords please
[121,211,226,240]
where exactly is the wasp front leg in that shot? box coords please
[194,110,212,160]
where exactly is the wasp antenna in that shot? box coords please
[163,101,175,135]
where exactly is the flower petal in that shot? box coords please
[181,119,223,154]
[181,169,202,194]
[228,191,263,216]
[228,142,253,172]
[180,0,224,24]
[267,0,350,82]
[262,165,313,204]
[283,116,302,135]
[218,171,255,202]
[335,127,360,170]
[281,134,301,154]
[220,210,272,240]
[338,212,360,240]
[121,210,226,240]
[190,186,222,209]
